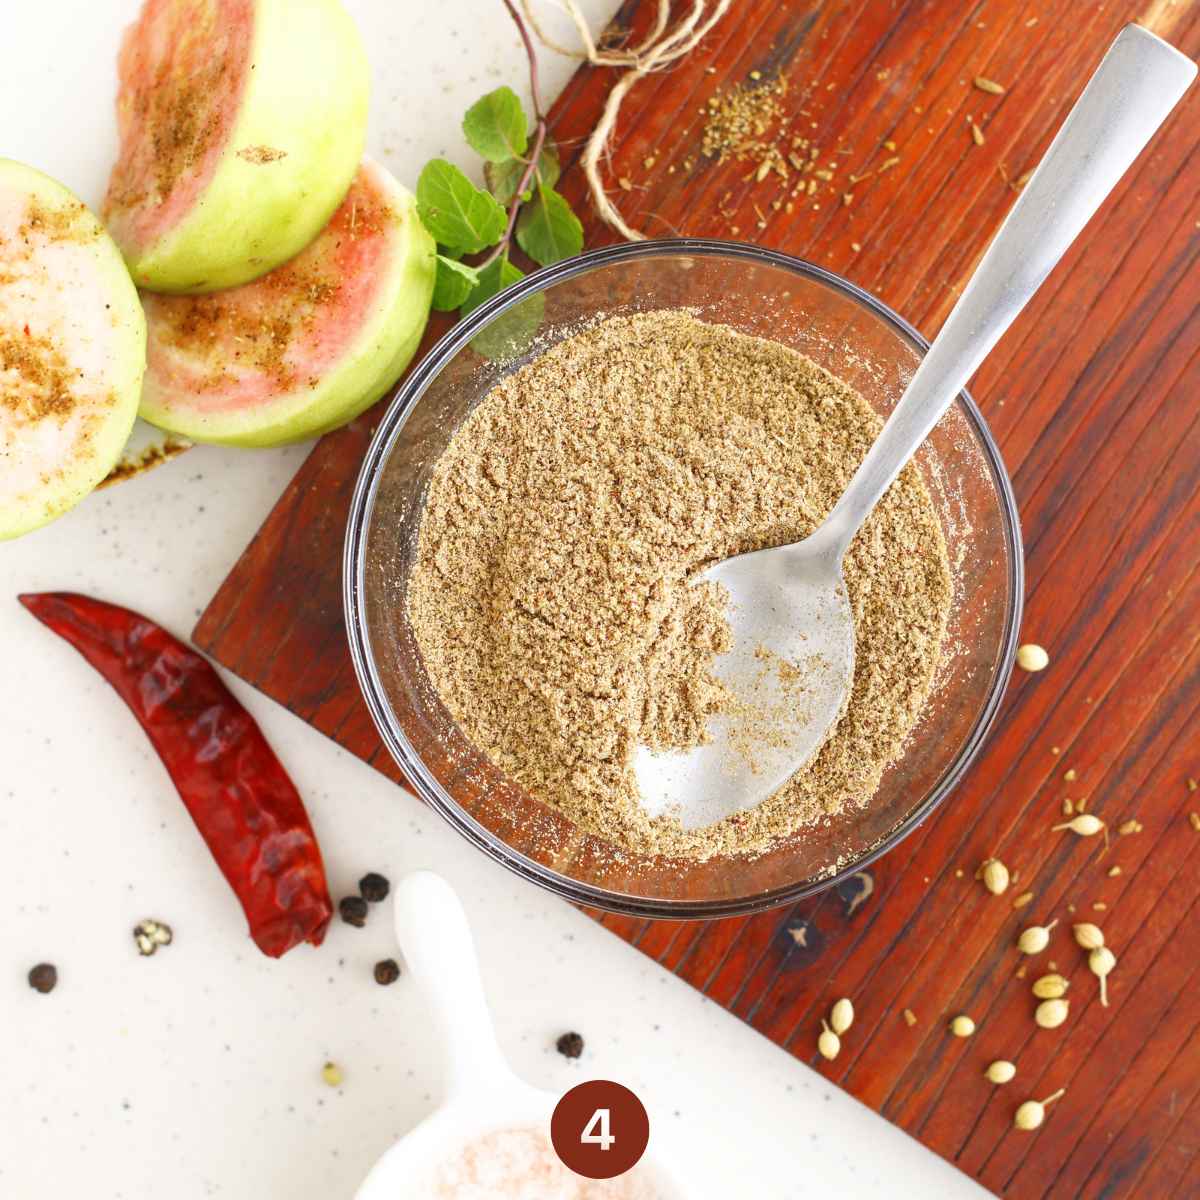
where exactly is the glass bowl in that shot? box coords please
[344,240,1022,919]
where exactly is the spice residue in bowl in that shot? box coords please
[407,311,951,860]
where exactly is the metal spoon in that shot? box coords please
[635,25,1195,830]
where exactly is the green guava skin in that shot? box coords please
[0,160,145,541]
[108,0,369,294]
[138,174,436,447]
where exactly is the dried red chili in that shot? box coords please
[19,592,332,957]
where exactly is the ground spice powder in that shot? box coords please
[408,312,951,860]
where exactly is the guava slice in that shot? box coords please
[104,0,369,294]
[138,159,436,447]
[0,160,146,541]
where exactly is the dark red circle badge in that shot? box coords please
[550,1079,650,1179]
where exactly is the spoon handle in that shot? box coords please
[818,25,1194,560]
[393,870,510,1096]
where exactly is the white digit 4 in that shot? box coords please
[581,1107,615,1151]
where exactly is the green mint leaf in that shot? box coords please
[461,255,545,360]
[460,255,525,317]
[484,143,561,206]
[432,254,480,311]
[462,86,529,164]
[416,159,506,253]
[516,183,583,267]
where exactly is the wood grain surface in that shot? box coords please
[194,2,1200,1194]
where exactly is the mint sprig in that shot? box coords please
[413,3,584,355]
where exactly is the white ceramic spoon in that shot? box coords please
[634,24,1196,830]
[354,871,695,1198]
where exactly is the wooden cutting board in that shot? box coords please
[195,2,1200,1195]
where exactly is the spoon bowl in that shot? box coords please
[635,532,853,828]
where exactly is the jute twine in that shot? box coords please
[521,0,733,240]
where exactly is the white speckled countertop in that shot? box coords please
[1,3,989,1197]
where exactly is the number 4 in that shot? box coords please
[581,1107,615,1151]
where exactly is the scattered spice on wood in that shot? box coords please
[903,1008,918,1026]
[1108,865,1122,877]
[1062,798,1074,816]
[701,75,788,165]
[373,959,401,986]
[1092,901,1107,912]
[974,76,1006,94]
[359,872,390,904]
[28,963,57,994]
[970,121,985,146]
[1189,778,1198,792]
[1189,812,1200,832]
[1012,891,1034,909]
[556,1032,585,1059]
[1014,169,1035,189]
[1064,768,1078,782]
[1118,818,1143,835]
[880,156,901,172]
[339,896,369,928]
[133,919,173,957]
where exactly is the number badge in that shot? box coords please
[550,1079,650,1179]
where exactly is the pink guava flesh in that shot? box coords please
[104,0,254,255]
[142,162,398,417]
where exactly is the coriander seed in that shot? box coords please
[1017,644,1049,672]
[1035,998,1069,1029]
[830,998,854,1035]
[949,1015,975,1037]
[818,1020,841,1060]
[985,1060,1016,1084]
[1089,945,1116,1007]
[1032,973,1069,1000]
[981,858,1009,895]
[1014,1088,1065,1130]
[1017,919,1058,955]
[1052,814,1104,836]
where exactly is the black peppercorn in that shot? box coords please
[556,1031,584,1059]
[28,963,57,994]
[359,872,391,904]
[373,958,401,986]
[338,895,369,928]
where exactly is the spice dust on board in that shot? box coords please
[407,312,951,861]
